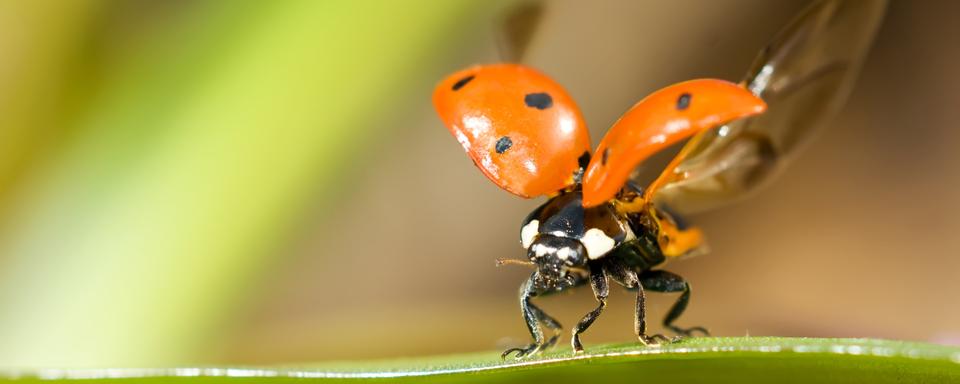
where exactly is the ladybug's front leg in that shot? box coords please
[501,274,561,360]
[571,264,608,354]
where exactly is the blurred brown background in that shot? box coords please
[0,0,957,369]
[222,0,960,363]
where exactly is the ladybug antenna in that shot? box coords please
[495,258,535,268]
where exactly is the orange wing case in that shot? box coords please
[433,64,591,198]
[582,79,766,207]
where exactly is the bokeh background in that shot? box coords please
[1,0,958,369]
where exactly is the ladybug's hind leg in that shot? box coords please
[639,270,709,338]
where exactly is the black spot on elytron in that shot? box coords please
[676,93,692,110]
[601,148,610,165]
[452,75,475,91]
[524,92,553,109]
[577,151,591,169]
[495,136,513,154]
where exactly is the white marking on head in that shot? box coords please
[521,220,539,249]
[532,242,554,257]
[582,228,615,259]
[556,247,572,261]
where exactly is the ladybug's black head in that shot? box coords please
[527,234,587,291]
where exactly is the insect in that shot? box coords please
[432,0,885,359]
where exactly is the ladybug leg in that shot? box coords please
[632,270,656,345]
[639,270,709,338]
[528,302,563,350]
[571,264,608,354]
[601,260,670,345]
[502,274,559,360]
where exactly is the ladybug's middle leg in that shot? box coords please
[603,259,670,345]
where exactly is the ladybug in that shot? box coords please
[432,0,884,359]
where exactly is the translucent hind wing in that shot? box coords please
[495,1,545,63]
[651,0,887,214]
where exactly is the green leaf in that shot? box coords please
[5,337,959,383]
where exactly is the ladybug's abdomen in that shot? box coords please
[605,227,667,271]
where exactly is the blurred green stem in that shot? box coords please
[0,0,479,368]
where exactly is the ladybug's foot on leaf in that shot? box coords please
[501,343,542,360]
[638,333,672,346]
[571,334,586,354]
[653,326,707,345]
[669,325,710,337]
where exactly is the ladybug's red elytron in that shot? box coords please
[433,0,885,359]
